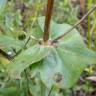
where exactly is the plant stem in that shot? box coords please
[52,5,96,44]
[87,0,93,48]
[24,69,31,96]
[87,15,91,48]
[43,0,54,42]
[48,85,54,96]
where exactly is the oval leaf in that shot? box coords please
[7,44,52,78]
[31,17,96,89]
[0,34,24,50]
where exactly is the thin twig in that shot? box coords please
[48,85,54,96]
[24,37,30,48]
[43,0,54,42]
[51,5,96,44]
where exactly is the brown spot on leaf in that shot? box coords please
[54,72,63,83]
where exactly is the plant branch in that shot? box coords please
[43,0,54,42]
[48,85,54,96]
[52,5,96,44]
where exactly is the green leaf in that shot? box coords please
[0,34,24,50]
[38,16,74,39]
[30,17,96,89]
[7,44,52,78]
[0,0,7,14]
[0,87,17,95]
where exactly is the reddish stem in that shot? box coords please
[43,0,54,42]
